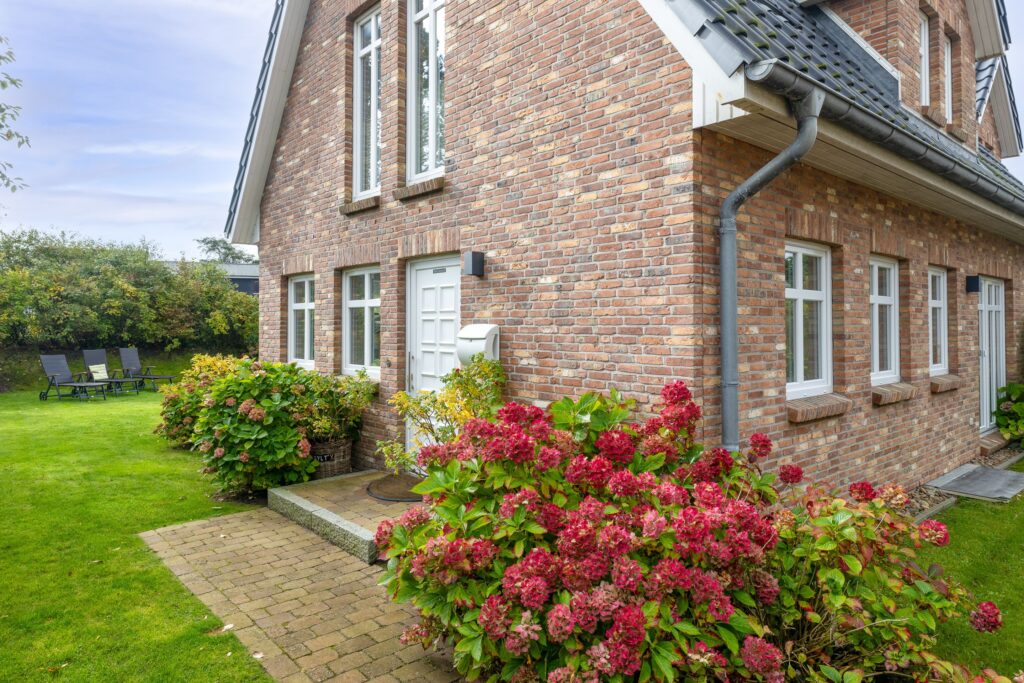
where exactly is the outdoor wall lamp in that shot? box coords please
[966,275,981,293]
[463,251,485,277]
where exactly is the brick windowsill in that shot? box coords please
[339,195,380,215]
[930,374,962,393]
[394,176,445,201]
[787,393,853,424]
[872,382,919,406]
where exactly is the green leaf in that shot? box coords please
[715,626,739,654]
[820,665,842,682]
[842,554,863,575]
[651,642,677,682]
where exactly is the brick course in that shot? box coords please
[255,0,1023,488]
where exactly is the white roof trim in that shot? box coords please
[225,0,311,245]
[966,0,1009,60]
[990,64,1023,157]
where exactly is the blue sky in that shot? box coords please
[1,2,1023,259]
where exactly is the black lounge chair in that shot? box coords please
[39,354,108,401]
[83,349,142,395]
[118,347,176,390]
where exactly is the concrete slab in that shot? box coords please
[927,465,1024,503]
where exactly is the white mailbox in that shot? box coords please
[456,324,500,364]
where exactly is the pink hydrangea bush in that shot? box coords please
[378,381,1007,681]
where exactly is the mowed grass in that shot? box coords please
[0,384,270,681]
[920,460,1024,673]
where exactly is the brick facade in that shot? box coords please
[255,0,1023,488]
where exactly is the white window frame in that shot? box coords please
[785,241,833,400]
[342,266,382,379]
[943,35,954,122]
[919,12,931,107]
[353,6,382,200]
[288,275,315,369]
[869,257,900,386]
[406,0,445,183]
[928,268,949,376]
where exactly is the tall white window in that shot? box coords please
[944,35,954,122]
[869,258,900,386]
[353,7,382,200]
[929,267,949,376]
[785,242,833,399]
[288,275,315,369]
[342,267,381,378]
[407,0,445,182]
[919,12,931,107]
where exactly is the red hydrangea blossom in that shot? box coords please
[545,603,575,642]
[661,380,693,405]
[918,519,950,547]
[970,601,1003,633]
[779,464,803,484]
[594,430,636,464]
[748,433,773,459]
[849,481,878,502]
[740,636,784,676]
[479,594,511,639]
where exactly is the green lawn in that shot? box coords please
[921,461,1024,673]
[0,387,270,682]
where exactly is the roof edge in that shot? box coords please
[224,0,310,245]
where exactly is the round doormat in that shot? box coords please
[366,473,423,502]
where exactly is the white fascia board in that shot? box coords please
[636,0,748,129]
[228,0,311,245]
[990,66,1022,157]
[966,0,1008,59]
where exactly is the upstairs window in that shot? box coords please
[353,7,382,200]
[944,35,954,121]
[343,267,382,378]
[288,275,315,369]
[785,242,833,399]
[407,0,445,181]
[869,257,900,386]
[919,12,931,107]
[929,267,949,375]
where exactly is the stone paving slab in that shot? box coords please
[142,509,460,683]
[927,464,1024,503]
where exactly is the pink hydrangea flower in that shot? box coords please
[970,601,1002,632]
[740,636,783,676]
[779,465,803,484]
[918,519,950,547]
[546,603,575,642]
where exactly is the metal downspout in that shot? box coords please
[719,88,826,451]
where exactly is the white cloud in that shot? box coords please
[83,142,237,160]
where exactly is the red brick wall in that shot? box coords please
[695,130,1024,489]
[828,0,977,146]
[979,105,1003,155]
[257,0,699,468]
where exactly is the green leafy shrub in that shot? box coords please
[377,379,1009,682]
[994,383,1024,443]
[156,354,244,447]
[188,360,376,492]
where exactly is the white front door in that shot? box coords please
[407,254,460,393]
[979,277,1006,433]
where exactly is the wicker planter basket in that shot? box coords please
[310,438,353,479]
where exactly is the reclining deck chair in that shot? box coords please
[83,349,142,395]
[118,348,176,391]
[39,355,108,401]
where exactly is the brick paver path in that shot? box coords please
[142,509,460,683]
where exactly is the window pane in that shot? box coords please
[292,279,306,304]
[931,307,943,366]
[308,280,314,301]
[784,252,795,289]
[414,0,423,12]
[374,45,381,187]
[802,254,821,291]
[803,300,821,381]
[930,274,941,302]
[359,52,373,193]
[293,309,306,360]
[349,273,366,301]
[877,304,891,372]
[435,6,445,167]
[371,306,381,367]
[359,18,372,47]
[370,271,381,299]
[876,266,890,298]
[785,299,796,383]
[350,307,366,366]
[308,311,315,360]
[415,18,431,174]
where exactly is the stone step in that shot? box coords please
[268,470,415,564]
[981,431,1009,458]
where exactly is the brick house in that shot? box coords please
[225,0,1024,488]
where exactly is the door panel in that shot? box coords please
[407,255,460,394]
[979,278,1006,433]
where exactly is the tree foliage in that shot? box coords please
[0,229,257,353]
[194,236,258,264]
[0,36,30,193]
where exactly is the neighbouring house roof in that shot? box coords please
[225,0,310,245]
[665,0,1024,217]
[161,261,260,278]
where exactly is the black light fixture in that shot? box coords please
[966,275,981,293]
[463,251,485,277]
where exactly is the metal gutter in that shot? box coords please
[719,88,825,452]
[745,59,1024,217]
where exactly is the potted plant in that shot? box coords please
[304,370,377,479]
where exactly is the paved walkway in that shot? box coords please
[142,509,459,683]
